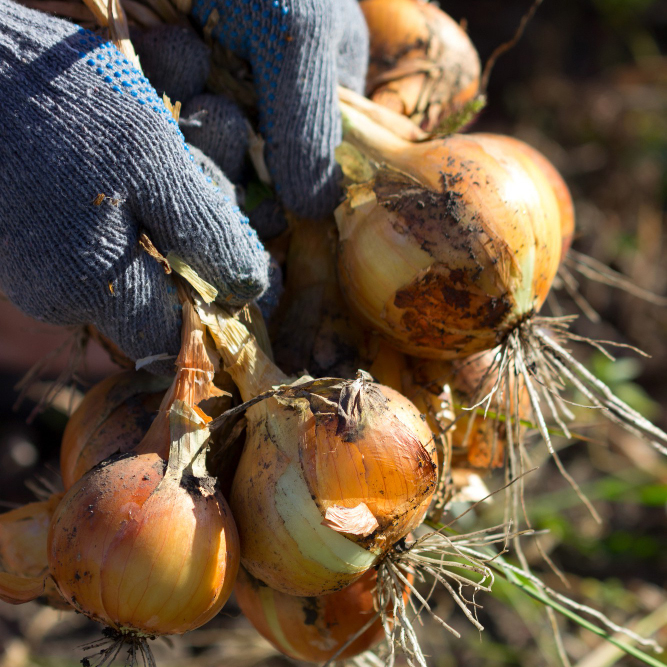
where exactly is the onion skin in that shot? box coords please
[0,495,66,607]
[362,0,480,131]
[367,342,454,487]
[336,109,563,359]
[235,566,386,662]
[477,134,575,261]
[48,451,239,635]
[60,370,168,490]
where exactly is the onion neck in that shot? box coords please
[197,303,288,401]
[339,100,415,171]
[135,300,220,459]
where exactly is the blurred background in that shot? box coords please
[1,0,666,665]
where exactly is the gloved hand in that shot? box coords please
[190,0,369,219]
[0,0,268,370]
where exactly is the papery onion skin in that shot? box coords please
[60,370,168,490]
[235,566,385,662]
[361,0,481,131]
[0,494,67,608]
[336,120,563,359]
[48,452,239,636]
[477,134,575,261]
[229,381,437,597]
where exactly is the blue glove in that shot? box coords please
[191,0,369,218]
[0,0,269,370]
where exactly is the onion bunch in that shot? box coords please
[335,96,667,516]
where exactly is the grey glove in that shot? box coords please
[181,93,249,183]
[0,0,268,368]
[191,0,369,218]
[133,25,211,105]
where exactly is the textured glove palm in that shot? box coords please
[0,0,268,366]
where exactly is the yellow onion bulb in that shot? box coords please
[361,0,481,131]
[0,494,66,607]
[60,370,168,490]
[198,306,439,597]
[235,566,389,662]
[49,299,239,636]
[336,106,563,359]
[48,445,239,635]
[230,381,436,596]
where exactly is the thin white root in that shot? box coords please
[375,525,515,667]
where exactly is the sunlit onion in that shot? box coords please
[48,300,239,642]
[335,103,563,359]
[235,566,389,662]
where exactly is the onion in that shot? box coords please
[48,299,239,646]
[361,0,481,131]
[336,103,562,359]
[235,566,388,662]
[60,370,168,490]
[198,303,439,596]
[0,494,65,607]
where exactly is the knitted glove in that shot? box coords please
[191,0,369,218]
[0,0,268,369]
[181,93,249,182]
[133,25,211,105]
